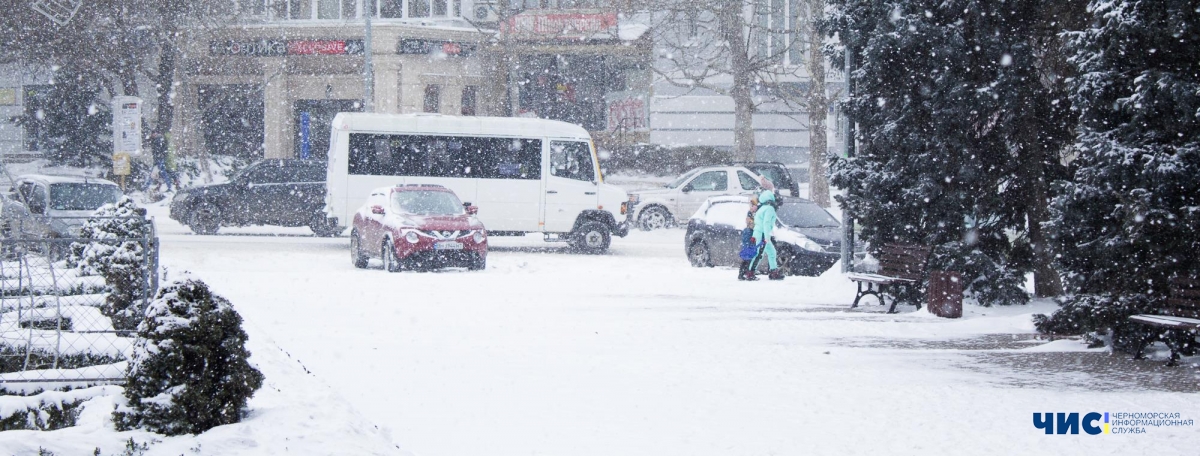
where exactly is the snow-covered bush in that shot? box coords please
[70,197,152,330]
[113,275,263,436]
[1041,0,1200,346]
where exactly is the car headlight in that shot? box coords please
[405,231,420,243]
[800,238,824,253]
[473,230,484,243]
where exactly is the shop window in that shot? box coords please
[409,0,430,17]
[423,85,440,113]
[342,0,357,18]
[433,0,447,16]
[461,86,477,116]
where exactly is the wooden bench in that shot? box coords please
[1128,277,1200,366]
[846,243,932,313]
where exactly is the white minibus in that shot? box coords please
[324,113,634,253]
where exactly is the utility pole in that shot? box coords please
[363,1,375,112]
[840,47,855,272]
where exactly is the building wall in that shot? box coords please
[173,22,490,160]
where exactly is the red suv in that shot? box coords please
[350,185,487,272]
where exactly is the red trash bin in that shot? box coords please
[927,270,963,318]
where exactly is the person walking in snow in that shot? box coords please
[738,196,760,280]
[750,190,784,281]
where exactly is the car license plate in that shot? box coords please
[434,241,463,250]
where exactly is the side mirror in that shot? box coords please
[463,202,478,215]
[680,185,692,193]
[371,205,385,215]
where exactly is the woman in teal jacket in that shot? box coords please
[751,190,784,280]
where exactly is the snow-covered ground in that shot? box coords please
[2,198,1198,455]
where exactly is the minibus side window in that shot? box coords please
[349,133,540,180]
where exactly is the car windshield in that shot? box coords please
[391,190,464,216]
[665,169,700,189]
[776,201,840,228]
[48,183,122,211]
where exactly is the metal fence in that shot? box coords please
[0,216,158,391]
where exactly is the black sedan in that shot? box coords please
[169,159,339,236]
[685,195,844,276]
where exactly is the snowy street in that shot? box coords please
[151,218,1199,455]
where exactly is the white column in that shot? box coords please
[262,57,292,159]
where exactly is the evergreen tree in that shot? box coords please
[17,67,112,167]
[826,0,1080,305]
[114,275,263,436]
[71,197,152,331]
[1038,0,1200,346]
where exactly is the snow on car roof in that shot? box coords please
[332,113,590,139]
[16,174,120,187]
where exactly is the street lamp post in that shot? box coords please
[840,47,855,272]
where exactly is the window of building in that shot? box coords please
[287,0,311,19]
[433,0,447,16]
[409,0,430,17]
[348,134,542,179]
[379,0,401,18]
[318,0,340,19]
[753,0,806,66]
[461,86,477,116]
[423,85,440,113]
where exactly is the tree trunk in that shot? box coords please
[722,2,756,162]
[1028,164,1063,298]
[153,24,177,146]
[806,0,829,206]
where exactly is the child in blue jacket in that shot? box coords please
[738,196,760,280]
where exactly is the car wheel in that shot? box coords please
[188,204,221,235]
[570,221,611,254]
[310,213,341,237]
[382,238,403,273]
[687,239,713,267]
[350,230,368,269]
[638,206,672,231]
[468,253,486,271]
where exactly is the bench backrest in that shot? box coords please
[877,243,932,281]
[1166,277,1200,319]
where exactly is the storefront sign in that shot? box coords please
[397,39,475,57]
[210,39,365,56]
[606,94,648,132]
[502,11,619,40]
[112,96,143,157]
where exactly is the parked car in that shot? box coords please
[6,174,123,238]
[630,165,764,231]
[734,161,802,197]
[685,195,845,276]
[350,184,487,272]
[170,159,339,236]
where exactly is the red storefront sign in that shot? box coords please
[502,11,619,40]
[287,40,347,55]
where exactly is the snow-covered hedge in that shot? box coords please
[70,197,153,331]
[113,275,262,436]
